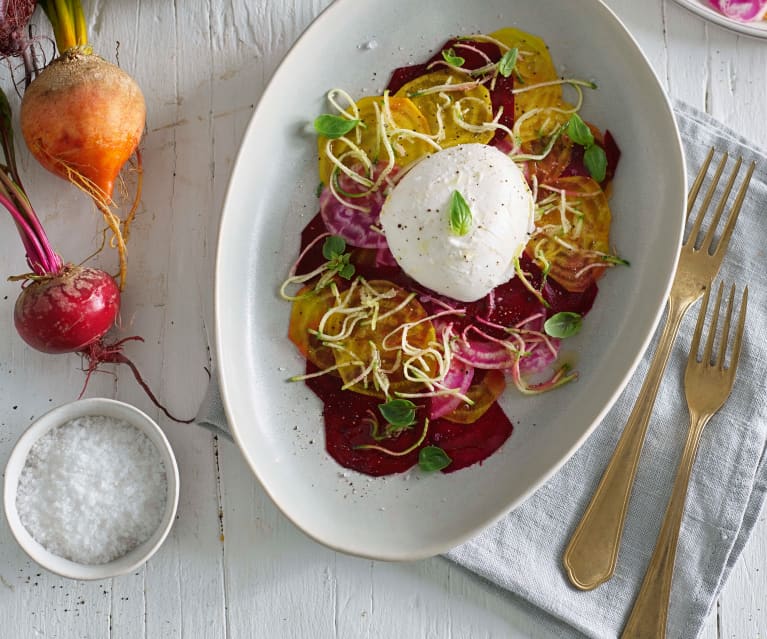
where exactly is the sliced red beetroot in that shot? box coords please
[298,212,330,273]
[485,273,550,329]
[519,339,560,375]
[428,401,513,473]
[429,358,475,419]
[375,245,398,268]
[560,143,589,179]
[387,39,500,93]
[603,130,621,185]
[305,360,513,476]
[708,0,767,20]
[517,254,598,317]
[319,186,388,249]
[451,337,516,369]
[561,129,621,188]
[305,367,421,476]
[319,167,391,249]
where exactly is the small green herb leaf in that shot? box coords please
[419,446,452,472]
[448,190,473,236]
[314,114,360,139]
[338,262,355,280]
[584,144,608,183]
[497,47,519,78]
[322,235,346,260]
[322,236,356,279]
[379,399,417,428]
[566,113,594,147]
[442,48,465,67]
[544,312,583,339]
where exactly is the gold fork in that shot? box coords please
[562,149,755,590]
[621,281,748,638]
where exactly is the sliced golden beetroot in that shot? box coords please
[521,135,575,185]
[288,284,338,370]
[442,369,506,424]
[490,27,573,144]
[394,70,494,147]
[526,176,613,293]
[317,95,431,186]
[324,280,436,397]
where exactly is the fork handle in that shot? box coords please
[620,409,710,639]
[563,295,693,590]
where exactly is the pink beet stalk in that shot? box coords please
[0,88,63,275]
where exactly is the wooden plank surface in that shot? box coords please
[0,0,764,637]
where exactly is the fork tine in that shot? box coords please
[712,161,756,258]
[702,282,724,365]
[701,156,742,252]
[729,287,748,374]
[687,147,715,212]
[715,284,736,369]
[689,284,711,366]
[686,152,728,238]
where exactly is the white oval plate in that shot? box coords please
[215,0,686,560]
[672,0,767,38]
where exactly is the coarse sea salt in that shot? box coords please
[15,415,168,565]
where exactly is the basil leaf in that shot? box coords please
[442,48,465,67]
[497,47,519,78]
[419,446,452,472]
[322,235,346,260]
[338,262,355,280]
[566,113,594,147]
[314,114,360,139]
[584,144,608,183]
[448,190,473,236]
[379,399,417,428]
[544,312,583,339]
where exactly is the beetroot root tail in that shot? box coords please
[80,337,196,424]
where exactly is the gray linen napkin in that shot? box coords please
[197,101,767,638]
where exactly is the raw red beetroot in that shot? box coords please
[14,265,120,354]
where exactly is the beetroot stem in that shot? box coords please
[0,87,63,275]
[0,192,50,274]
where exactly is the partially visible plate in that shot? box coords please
[672,0,767,38]
[215,0,686,560]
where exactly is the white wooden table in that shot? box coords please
[1,1,765,636]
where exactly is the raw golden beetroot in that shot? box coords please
[20,0,146,289]
[20,49,146,205]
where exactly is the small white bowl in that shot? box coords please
[3,398,180,580]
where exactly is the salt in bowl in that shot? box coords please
[3,397,180,580]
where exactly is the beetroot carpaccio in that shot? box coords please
[281,27,626,476]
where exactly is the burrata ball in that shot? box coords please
[380,143,535,302]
